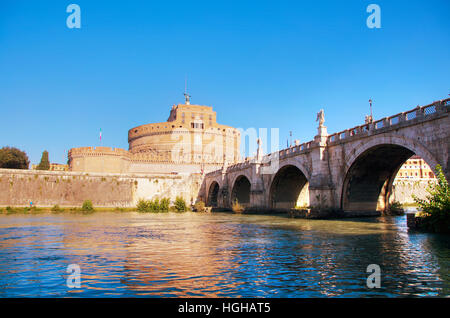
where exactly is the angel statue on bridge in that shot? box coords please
[316,109,325,127]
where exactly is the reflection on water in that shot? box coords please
[0,212,448,297]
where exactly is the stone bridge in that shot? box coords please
[199,98,450,214]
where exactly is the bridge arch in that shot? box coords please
[269,164,309,210]
[341,135,440,212]
[230,175,251,207]
[275,157,312,180]
[207,181,220,207]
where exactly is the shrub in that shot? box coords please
[413,165,450,233]
[232,199,244,213]
[51,205,63,212]
[194,201,205,212]
[5,206,17,214]
[159,198,170,212]
[81,200,94,212]
[137,199,150,212]
[137,198,170,212]
[387,201,404,215]
[151,198,160,212]
[174,196,187,212]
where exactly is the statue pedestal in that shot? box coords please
[317,125,327,137]
[314,126,328,145]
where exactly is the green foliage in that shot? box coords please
[81,200,94,212]
[174,196,187,212]
[137,199,149,212]
[36,150,50,170]
[159,198,170,212]
[194,200,205,212]
[387,201,404,215]
[151,198,160,211]
[5,206,15,214]
[0,147,30,169]
[51,205,63,212]
[137,198,170,212]
[413,165,450,233]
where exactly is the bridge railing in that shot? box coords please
[327,97,449,144]
[278,140,314,159]
[206,98,449,175]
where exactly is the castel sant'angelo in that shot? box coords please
[68,94,241,174]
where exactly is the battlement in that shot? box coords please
[69,147,131,157]
[69,100,240,173]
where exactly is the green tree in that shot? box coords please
[413,165,450,233]
[37,150,50,170]
[0,147,30,169]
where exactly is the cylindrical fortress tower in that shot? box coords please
[128,103,241,165]
[68,99,241,173]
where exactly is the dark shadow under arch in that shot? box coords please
[341,144,415,212]
[207,182,219,207]
[231,175,251,206]
[269,165,309,209]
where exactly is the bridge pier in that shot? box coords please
[201,98,449,217]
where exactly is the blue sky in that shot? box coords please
[1,0,449,164]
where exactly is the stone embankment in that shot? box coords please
[0,168,202,208]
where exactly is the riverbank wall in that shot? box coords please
[391,180,435,204]
[0,168,202,208]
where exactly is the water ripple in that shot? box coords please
[0,213,448,297]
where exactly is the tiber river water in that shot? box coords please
[0,211,448,297]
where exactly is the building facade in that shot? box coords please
[68,98,241,174]
[394,155,436,181]
[31,163,69,171]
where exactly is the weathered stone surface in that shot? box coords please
[202,99,449,215]
[0,168,202,207]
